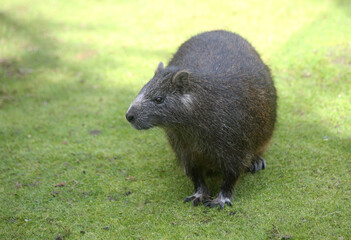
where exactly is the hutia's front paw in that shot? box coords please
[184,192,211,206]
[204,195,232,209]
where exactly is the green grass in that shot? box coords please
[0,0,350,239]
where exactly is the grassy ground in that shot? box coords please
[0,0,350,239]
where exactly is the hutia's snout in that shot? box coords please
[125,109,135,123]
[125,105,154,130]
[125,113,134,122]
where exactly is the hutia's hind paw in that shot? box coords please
[184,192,211,206]
[248,156,266,173]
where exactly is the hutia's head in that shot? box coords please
[126,62,194,130]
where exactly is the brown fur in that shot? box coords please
[126,30,277,208]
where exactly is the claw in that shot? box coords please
[184,195,195,203]
[193,198,201,206]
[262,158,266,170]
[184,191,211,206]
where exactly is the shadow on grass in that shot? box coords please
[0,12,61,68]
[0,11,120,86]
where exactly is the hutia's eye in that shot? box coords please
[154,96,164,104]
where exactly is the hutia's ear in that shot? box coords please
[171,70,190,91]
[155,62,164,73]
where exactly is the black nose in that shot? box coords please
[126,113,135,122]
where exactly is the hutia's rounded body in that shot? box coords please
[126,30,277,208]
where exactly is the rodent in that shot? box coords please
[126,30,277,208]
